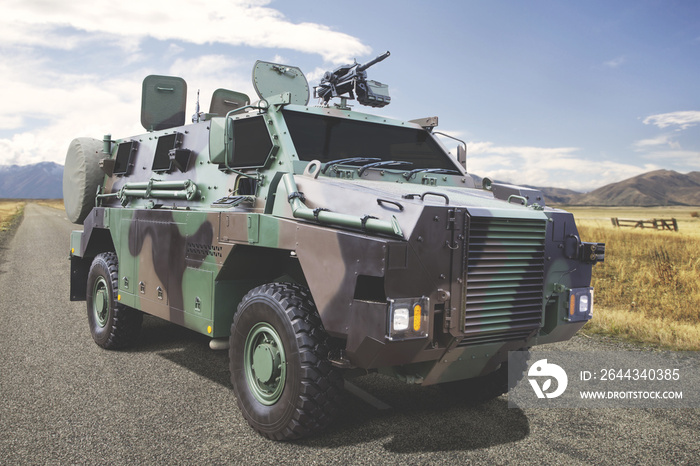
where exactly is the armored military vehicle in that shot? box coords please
[65,52,604,440]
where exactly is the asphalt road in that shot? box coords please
[1,204,698,464]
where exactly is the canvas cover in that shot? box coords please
[63,137,105,224]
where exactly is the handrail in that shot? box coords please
[402,191,450,205]
[96,179,198,206]
[281,174,403,238]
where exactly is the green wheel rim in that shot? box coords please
[92,276,110,328]
[244,322,287,405]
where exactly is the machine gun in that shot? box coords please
[315,51,391,107]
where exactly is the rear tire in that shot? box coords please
[86,252,142,349]
[229,283,343,440]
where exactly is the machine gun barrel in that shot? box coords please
[357,51,390,72]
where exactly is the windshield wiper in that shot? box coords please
[358,160,413,177]
[321,157,381,174]
[402,167,462,180]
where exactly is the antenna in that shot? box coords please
[192,89,201,123]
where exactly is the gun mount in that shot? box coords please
[315,51,391,108]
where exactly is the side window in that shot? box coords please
[232,117,273,168]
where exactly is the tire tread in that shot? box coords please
[232,282,343,440]
[88,252,142,350]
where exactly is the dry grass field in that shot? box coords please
[565,206,700,350]
[36,199,65,210]
[0,201,26,232]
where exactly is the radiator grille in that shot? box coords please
[458,216,546,346]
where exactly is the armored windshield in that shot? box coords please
[283,110,460,171]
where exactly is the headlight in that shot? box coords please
[567,287,593,322]
[393,308,409,331]
[387,297,429,340]
[579,295,589,314]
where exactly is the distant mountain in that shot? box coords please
[570,169,700,206]
[526,186,582,205]
[0,162,63,198]
[473,176,583,204]
[471,170,699,206]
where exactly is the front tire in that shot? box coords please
[86,252,142,349]
[229,283,343,440]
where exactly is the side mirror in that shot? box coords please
[457,144,467,169]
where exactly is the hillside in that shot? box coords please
[0,162,63,199]
[474,170,699,206]
[570,169,700,206]
[530,186,581,204]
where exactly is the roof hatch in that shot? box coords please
[252,61,309,105]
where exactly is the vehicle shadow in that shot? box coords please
[134,316,530,453]
[300,374,530,453]
[128,316,232,386]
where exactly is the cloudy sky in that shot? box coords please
[1,0,698,191]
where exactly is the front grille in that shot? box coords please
[458,216,546,346]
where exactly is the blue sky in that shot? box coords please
[1,0,698,191]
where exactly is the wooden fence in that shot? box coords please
[610,218,678,232]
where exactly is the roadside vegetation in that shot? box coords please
[36,199,65,210]
[566,206,700,351]
[0,201,26,232]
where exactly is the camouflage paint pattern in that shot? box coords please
[69,75,604,387]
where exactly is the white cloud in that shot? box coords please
[466,142,658,192]
[0,53,267,167]
[0,0,372,167]
[641,150,700,169]
[0,22,86,50]
[305,67,328,85]
[634,134,672,148]
[167,55,257,110]
[163,43,186,60]
[634,133,681,150]
[604,56,625,68]
[0,0,370,64]
[643,111,700,130]
[0,54,143,166]
[0,55,138,125]
[271,55,287,64]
